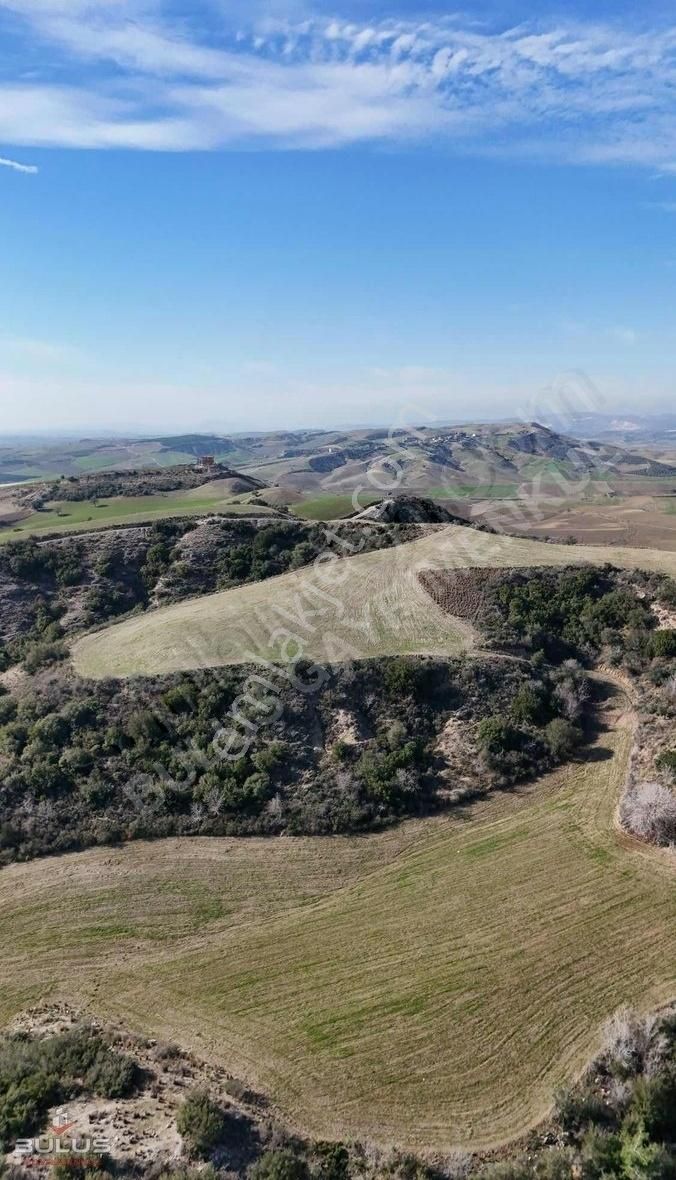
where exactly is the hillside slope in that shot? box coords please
[0,464,279,543]
[4,422,674,496]
[0,694,672,1151]
[240,420,676,497]
[72,524,676,678]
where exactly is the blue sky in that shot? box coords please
[1,1,676,433]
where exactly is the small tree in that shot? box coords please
[544,718,581,760]
[619,1121,672,1180]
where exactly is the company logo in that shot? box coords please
[15,1108,113,1165]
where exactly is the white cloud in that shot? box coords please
[0,155,38,173]
[1,4,676,162]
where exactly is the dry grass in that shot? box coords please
[0,693,673,1151]
[72,524,676,678]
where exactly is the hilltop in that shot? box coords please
[0,462,282,542]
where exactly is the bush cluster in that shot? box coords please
[0,1027,139,1150]
[479,566,676,669]
[0,657,586,863]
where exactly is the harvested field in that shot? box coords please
[482,495,676,550]
[72,524,676,679]
[0,691,673,1151]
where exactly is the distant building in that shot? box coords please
[196,455,216,470]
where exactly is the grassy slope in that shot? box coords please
[0,486,277,543]
[0,700,673,1149]
[72,524,676,679]
[292,493,382,520]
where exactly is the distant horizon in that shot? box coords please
[2,408,676,449]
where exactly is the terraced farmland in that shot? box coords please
[72,523,676,678]
[0,694,673,1150]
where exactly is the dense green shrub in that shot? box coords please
[580,1127,623,1180]
[177,1090,228,1157]
[477,716,521,755]
[0,695,17,724]
[655,750,676,777]
[544,718,582,759]
[249,1149,310,1180]
[631,1065,676,1143]
[0,1028,138,1149]
[619,1122,674,1180]
[23,639,67,673]
[480,567,674,669]
[314,1143,350,1180]
[646,631,676,659]
[510,683,552,725]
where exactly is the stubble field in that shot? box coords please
[72,523,676,678]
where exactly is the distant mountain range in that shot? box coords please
[1,419,675,496]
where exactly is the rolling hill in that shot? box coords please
[72,524,676,679]
[238,421,676,505]
[3,422,675,500]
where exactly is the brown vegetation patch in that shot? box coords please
[652,600,676,630]
[417,568,505,620]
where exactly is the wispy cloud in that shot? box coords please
[1,2,676,165]
[0,154,38,173]
[559,319,640,346]
[0,335,85,364]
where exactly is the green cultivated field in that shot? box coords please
[293,492,382,519]
[0,487,277,542]
[0,703,673,1150]
[72,524,676,678]
[426,483,518,500]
